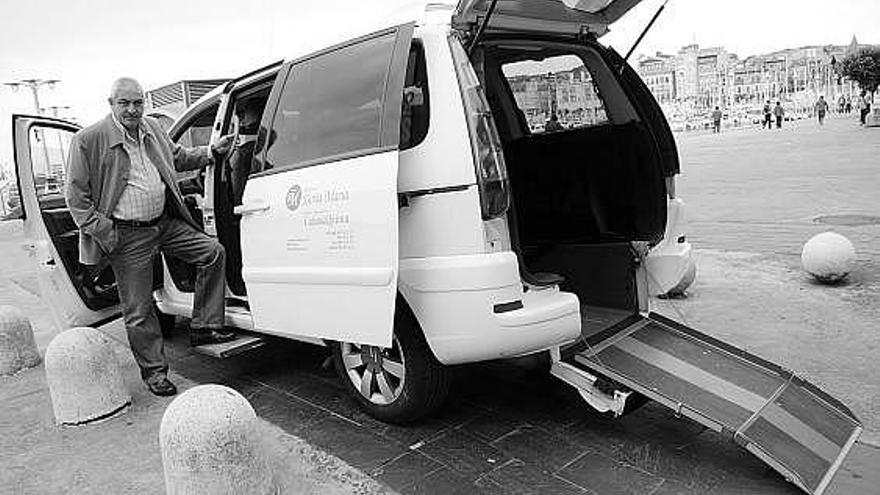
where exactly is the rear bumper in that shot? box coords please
[399,252,581,365]
[647,197,696,295]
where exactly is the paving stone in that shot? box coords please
[556,450,665,495]
[380,401,475,447]
[609,440,725,493]
[458,412,521,444]
[370,451,443,491]
[416,428,511,478]
[480,459,587,495]
[403,466,503,495]
[561,414,644,458]
[825,441,880,495]
[490,424,586,471]
[248,385,325,435]
[648,478,710,495]
[298,414,407,472]
[287,376,391,432]
[706,473,802,495]
[615,402,707,448]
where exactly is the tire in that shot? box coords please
[332,300,451,424]
[158,309,177,338]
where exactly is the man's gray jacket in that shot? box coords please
[65,114,213,265]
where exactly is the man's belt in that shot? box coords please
[112,211,165,228]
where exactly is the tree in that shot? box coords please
[837,48,880,94]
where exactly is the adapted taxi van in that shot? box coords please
[8,2,860,493]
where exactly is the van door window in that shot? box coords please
[264,32,397,170]
[502,55,609,134]
[29,126,71,204]
[400,41,429,151]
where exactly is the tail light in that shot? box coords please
[449,36,510,220]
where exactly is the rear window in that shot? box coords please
[502,54,609,134]
[264,32,396,170]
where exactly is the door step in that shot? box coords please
[192,334,265,358]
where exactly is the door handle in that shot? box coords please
[234,201,271,216]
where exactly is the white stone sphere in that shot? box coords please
[0,305,41,375]
[160,384,274,495]
[801,232,856,283]
[44,326,130,425]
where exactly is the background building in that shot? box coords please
[635,36,875,124]
[145,79,228,146]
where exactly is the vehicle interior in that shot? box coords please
[25,125,119,310]
[475,39,667,327]
[213,84,272,299]
[164,101,219,293]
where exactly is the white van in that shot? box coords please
[8,2,860,492]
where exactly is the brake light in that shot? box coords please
[449,36,510,220]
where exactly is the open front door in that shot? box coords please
[238,24,414,347]
[11,115,120,330]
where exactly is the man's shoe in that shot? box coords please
[146,376,178,397]
[190,328,237,346]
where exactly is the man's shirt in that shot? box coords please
[111,115,166,221]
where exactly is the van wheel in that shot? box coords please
[332,305,451,424]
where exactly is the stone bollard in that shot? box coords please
[44,327,131,425]
[160,384,275,495]
[0,305,41,375]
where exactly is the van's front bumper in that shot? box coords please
[399,252,581,365]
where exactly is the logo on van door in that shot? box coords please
[285,185,303,212]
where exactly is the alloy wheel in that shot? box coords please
[340,335,406,405]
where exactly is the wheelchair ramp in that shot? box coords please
[561,312,861,495]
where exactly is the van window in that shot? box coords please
[400,41,429,151]
[29,126,72,204]
[502,55,609,134]
[265,32,397,170]
[173,102,218,147]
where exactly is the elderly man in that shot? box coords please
[65,77,235,396]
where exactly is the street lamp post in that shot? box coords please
[5,79,61,189]
[3,78,60,115]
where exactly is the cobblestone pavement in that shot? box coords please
[2,115,879,494]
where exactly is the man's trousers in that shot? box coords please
[107,215,225,381]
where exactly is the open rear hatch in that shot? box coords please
[452,0,644,37]
[560,312,861,495]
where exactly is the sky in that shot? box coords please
[1,0,878,172]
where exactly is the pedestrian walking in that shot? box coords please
[814,96,829,125]
[845,96,852,114]
[545,113,564,132]
[762,100,773,129]
[711,106,723,133]
[858,91,873,126]
[65,77,237,397]
[773,101,784,128]
[838,95,846,114]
